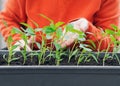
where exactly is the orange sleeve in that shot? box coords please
[0,0,26,43]
[86,0,120,52]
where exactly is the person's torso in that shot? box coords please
[25,0,103,28]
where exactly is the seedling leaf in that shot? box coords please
[56,28,63,38]
[43,26,55,34]
[54,42,61,51]
[25,28,35,35]
[36,42,41,49]
[55,22,64,28]
[20,22,32,28]
[39,14,54,23]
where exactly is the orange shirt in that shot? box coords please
[0,0,120,51]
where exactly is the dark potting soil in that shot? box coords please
[0,52,119,66]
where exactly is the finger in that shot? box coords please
[28,36,35,44]
[25,45,32,51]
[13,46,21,51]
[57,32,72,45]
[70,18,88,32]
[14,40,32,51]
[58,31,78,48]
[61,34,78,48]
[61,38,75,48]
[78,18,88,32]
[19,43,32,51]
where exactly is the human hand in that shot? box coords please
[13,36,34,51]
[59,18,89,48]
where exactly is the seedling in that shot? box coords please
[2,20,20,65]
[103,24,120,64]
[5,35,19,65]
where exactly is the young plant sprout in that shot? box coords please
[5,35,19,65]
[103,24,120,65]
[2,20,20,65]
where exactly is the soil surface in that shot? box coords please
[0,51,119,66]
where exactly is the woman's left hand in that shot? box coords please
[59,18,89,48]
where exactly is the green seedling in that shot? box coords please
[104,24,120,64]
[39,14,98,65]
[2,20,20,65]
[5,36,20,65]
[39,14,65,65]
[11,25,39,64]
[65,24,85,62]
